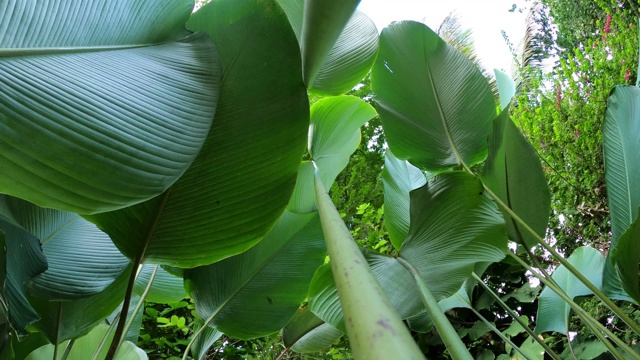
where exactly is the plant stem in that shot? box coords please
[483,184,640,336]
[509,253,637,360]
[60,339,75,360]
[461,296,531,360]
[396,257,473,360]
[314,172,426,359]
[471,273,562,360]
[93,313,119,360]
[105,263,139,360]
[116,265,158,352]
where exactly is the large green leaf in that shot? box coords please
[190,318,223,360]
[277,1,378,95]
[308,251,424,331]
[372,21,496,172]
[482,109,550,248]
[610,210,640,303]
[0,198,47,334]
[133,265,186,304]
[535,246,604,334]
[283,307,343,353]
[25,323,146,360]
[288,96,376,213]
[86,0,309,267]
[381,149,427,249]
[11,199,130,300]
[603,86,640,300]
[185,211,325,339]
[400,171,508,301]
[0,0,220,214]
[29,265,132,344]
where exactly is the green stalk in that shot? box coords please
[115,265,159,354]
[484,184,640,336]
[509,253,637,360]
[93,313,119,360]
[396,257,473,360]
[60,339,75,360]
[314,173,426,359]
[471,273,562,360]
[461,296,531,360]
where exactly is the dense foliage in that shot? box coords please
[1,0,640,359]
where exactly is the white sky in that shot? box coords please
[357,0,528,73]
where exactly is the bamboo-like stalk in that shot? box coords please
[509,253,637,360]
[396,257,473,360]
[483,184,640,337]
[471,273,562,360]
[314,172,426,359]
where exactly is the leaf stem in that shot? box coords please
[483,184,640,336]
[471,273,562,360]
[314,170,426,359]
[509,253,637,360]
[117,265,159,351]
[396,257,472,360]
[105,263,139,360]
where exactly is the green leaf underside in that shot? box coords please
[133,264,186,304]
[611,210,640,304]
[25,323,146,360]
[289,96,376,213]
[603,86,640,300]
[482,109,550,248]
[494,69,516,111]
[283,307,343,353]
[277,1,378,95]
[0,196,130,301]
[372,21,496,172]
[30,264,133,344]
[191,318,223,360]
[186,211,325,339]
[300,0,359,86]
[401,172,508,301]
[309,251,424,332]
[382,150,427,249]
[535,246,604,334]
[87,0,309,267]
[0,198,47,334]
[0,0,220,214]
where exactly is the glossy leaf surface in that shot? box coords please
[482,109,550,248]
[87,0,309,267]
[186,211,325,339]
[381,150,427,249]
[401,172,508,300]
[372,21,496,172]
[0,0,220,213]
[603,86,640,300]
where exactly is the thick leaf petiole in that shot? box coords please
[314,171,425,359]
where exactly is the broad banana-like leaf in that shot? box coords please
[482,109,550,248]
[603,86,640,300]
[610,210,640,303]
[190,318,223,360]
[0,0,220,214]
[0,198,47,334]
[25,324,146,360]
[277,0,378,95]
[381,150,427,249]
[86,0,309,267]
[185,211,325,339]
[400,172,508,300]
[308,251,423,331]
[11,199,130,300]
[283,307,343,353]
[288,96,376,213]
[372,21,496,172]
[133,265,186,304]
[29,265,132,344]
[494,69,517,111]
[535,246,604,334]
